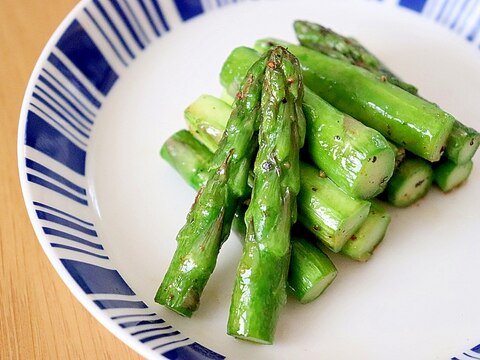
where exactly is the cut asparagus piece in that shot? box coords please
[160,130,212,189]
[299,163,370,252]
[293,21,480,165]
[254,39,455,162]
[434,159,474,192]
[288,234,337,303]
[293,20,418,94]
[161,130,338,304]
[220,47,396,199]
[303,88,395,199]
[294,28,479,166]
[385,157,434,207]
[183,93,371,250]
[445,121,480,165]
[155,53,269,317]
[184,95,232,153]
[228,47,305,344]
[388,141,406,168]
[340,201,391,262]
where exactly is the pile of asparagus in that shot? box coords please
[155,21,479,344]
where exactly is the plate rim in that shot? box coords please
[15,0,480,359]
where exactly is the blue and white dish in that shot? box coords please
[18,0,480,359]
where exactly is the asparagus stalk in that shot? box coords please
[434,159,474,192]
[184,93,370,251]
[155,53,269,317]
[293,20,418,94]
[445,121,480,165]
[303,88,395,199]
[160,130,212,188]
[184,95,232,153]
[254,39,455,162]
[227,47,304,344]
[293,21,480,166]
[220,46,396,199]
[298,163,370,252]
[384,157,434,207]
[288,234,337,303]
[340,201,391,262]
[161,130,338,304]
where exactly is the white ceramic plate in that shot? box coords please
[18,0,480,359]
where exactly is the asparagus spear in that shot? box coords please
[227,46,305,344]
[184,95,232,153]
[184,93,370,251]
[293,21,480,166]
[434,159,474,192]
[445,121,480,165]
[254,39,455,162]
[160,130,212,189]
[288,234,337,303]
[340,201,391,262]
[302,88,395,199]
[161,130,338,304]
[293,20,418,94]
[298,163,370,252]
[155,53,269,317]
[220,46,396,199]
[384,157,434,207]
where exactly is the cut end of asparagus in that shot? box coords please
[184,94,232,152]
[351,143,396,199]
[299,164,371,252]
[229,334,273,345]
[445,121,480,164]
[434,160,474,192]
[154,288,198,318]
[160,130,212,189]
[220,46,261,97]
[456,133,480,165]
[386,157,433,207]
[341,201,391,262]
[288,236,337,303]
[298,271,337,304]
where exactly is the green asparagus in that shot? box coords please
[255,39,455,162]
[220,46,396,199]
[155,53,269,317]
[227,46,304,344]
[161,130,338,304]
[288,233,337,303]
[340,201,391,262]
[184,93,370,251]
[185,95,232,153]
[293,21,479,166]
[385,157,434,207]
[298,163,370,252]
[445,121,480,165]
[434,159,474,192]
[388,141,406,168]
[293,20,418,94]
[160,130,212,189]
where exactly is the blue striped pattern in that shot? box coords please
[399,0,480,45]
[94,299,148,309]
[20,0,480,359]
[56,19,119,95]
[25,111,87,175]
[399,0,428,12]
[452,344,480,360]
[163,342,225,360]
[173,0,204,20]
[60,259,135,294]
